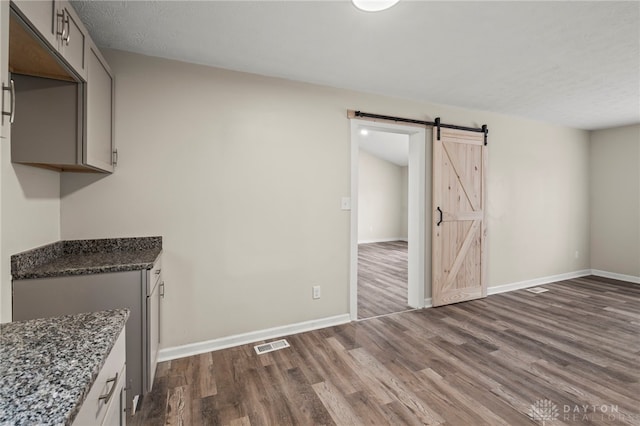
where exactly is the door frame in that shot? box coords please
[349,119,426,320]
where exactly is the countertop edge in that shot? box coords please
[11,237,163,279]
[12,249,163,281]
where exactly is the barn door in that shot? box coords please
[432,127,487,307]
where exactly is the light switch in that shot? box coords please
[341,197,351,210]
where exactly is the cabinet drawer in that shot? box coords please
[101,363,126,426]
[73,328,126,426]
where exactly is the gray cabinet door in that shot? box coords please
[1,0,10,139]
[85,40,114,172]
[11,0,56,48]
[54,0,87,80]
[146,276,161,393]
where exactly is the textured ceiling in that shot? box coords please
[71,1,640,130]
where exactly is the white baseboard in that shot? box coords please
[358,237,408,244]
[591,269,640,284]
[423,297,432,308]
[158,313,351,362]
[487,269,592,296]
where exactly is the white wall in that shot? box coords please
[357,149,407,243]
[590,124,640,278]
[59,50,591,349]
[1,143,60,322]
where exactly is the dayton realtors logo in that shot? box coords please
[529,399,559,425]
[529,399,630,424]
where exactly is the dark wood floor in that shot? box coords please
[130,276,640,425]
[358,241,410,319]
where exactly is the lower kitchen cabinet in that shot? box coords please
[73,327,126,426]
[12,255,163,413]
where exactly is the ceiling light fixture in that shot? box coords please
[360,129,369,136]
[352,0,399,12]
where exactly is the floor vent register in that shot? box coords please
[526,287,549,294]
[254,339,290,355]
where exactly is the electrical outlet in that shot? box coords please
[312,285,321,299]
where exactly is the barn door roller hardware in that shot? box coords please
[349,110,488,145]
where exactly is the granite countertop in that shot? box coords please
[0,309,129,426]
[11,236,162,280]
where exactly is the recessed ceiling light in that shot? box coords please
[360,129,369,136]
[352,0,400,12]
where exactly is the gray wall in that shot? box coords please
[358,150,407,243]
[1,152,60,322]
[590,124,640,277]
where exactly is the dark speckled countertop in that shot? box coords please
[0,309,129,426]
[11,236,162,280]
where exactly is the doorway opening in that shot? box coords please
[350,120,426,320]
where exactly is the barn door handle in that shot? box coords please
[436,207,443,226]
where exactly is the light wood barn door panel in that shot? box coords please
[432,127,487,307]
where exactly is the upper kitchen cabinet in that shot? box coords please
[11,0,87,81]
[6,1,115,173]
[1,0,10,139]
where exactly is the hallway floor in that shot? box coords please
[357,240,410,319]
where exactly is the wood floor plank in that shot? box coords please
[312,381,363,426]
[134,275,640,425]
[416,368,507,426]
[198,352,218,398]
[228,417,251,426]
[165,385,190,426]
[358,241,410,319]
[349,348,444,425]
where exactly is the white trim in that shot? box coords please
[407,132,426,309]
[349,119,427,320]
[357,307,418,321]
[349,122,360,320]
[158,314,350,362]
[424,297,433,308]
[358,237,408,244]
[487,270,592,295]
[591,269,640,284]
